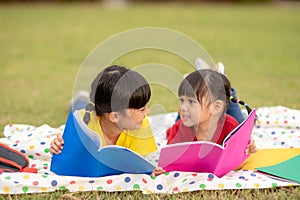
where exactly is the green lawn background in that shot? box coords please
[0,2,300,199]
[0,3,299,131]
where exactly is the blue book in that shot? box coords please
[50,111,156,177]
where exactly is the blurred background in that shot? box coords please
[0,0,299,132]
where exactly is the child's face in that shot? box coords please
[117,105,149,130]
[179,95,212,128]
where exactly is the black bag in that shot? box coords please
[0,143,37,173]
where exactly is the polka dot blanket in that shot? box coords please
[0,106,299,194]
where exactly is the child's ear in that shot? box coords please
[212,100,224,114]
[109,112,120,123]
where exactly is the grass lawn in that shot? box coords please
[0,1,299,199]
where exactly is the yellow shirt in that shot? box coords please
[79,110,157,156]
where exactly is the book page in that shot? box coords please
[73,110,102,149]
[221,109,256,146]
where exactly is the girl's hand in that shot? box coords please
[246,138,257,154]
[50,133,64,155]
[151,167,166,177]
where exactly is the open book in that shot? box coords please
[50,111,155,177]
[255,154,300,184]
[157,109,257,177]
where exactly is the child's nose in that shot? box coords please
[180,103,188,111]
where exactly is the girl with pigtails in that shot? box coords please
[166,69,257,155]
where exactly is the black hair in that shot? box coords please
[178,69,231,112]
[178,69,252,114]
[83,65,151,124]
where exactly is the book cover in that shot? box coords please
[241,148,300,170]
[50,111,156,177]
[157,109,257,177]
[255,154,300,184]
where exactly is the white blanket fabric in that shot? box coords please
[0,106,299,194]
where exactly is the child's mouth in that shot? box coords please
[181,115,191,120]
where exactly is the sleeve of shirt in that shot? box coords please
[166,120,182,144]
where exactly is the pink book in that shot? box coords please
[158,109,256,177]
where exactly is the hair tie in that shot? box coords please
[83,102,95,125]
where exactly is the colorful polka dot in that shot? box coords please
[182,188,188,192]
[51,180,58,186]
[97,186,103,190]
[78,186,84,191]
[145,189,152,194]
[272,183,278,187]
[156,184,163,190]
[23,174,30,179]
[133,184,140,190]
[4,187,10,193]
[59,186,66,190]
[22,187,28,193]
[142,178,147,184]
[236,183,242,188]
[208,174,214,178]
[33,181,39,186]
[124,177,131,183]
[115,185,122,190]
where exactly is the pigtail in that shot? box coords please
[83,102,95,125]
[230,96,252,114]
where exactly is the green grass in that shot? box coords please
[0,2,299,199]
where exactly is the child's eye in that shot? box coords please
[178,98,184,103]
[189,99,197,104]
